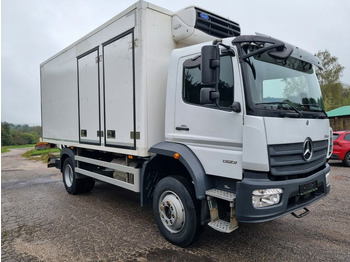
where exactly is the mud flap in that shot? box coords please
[47,157,60,169]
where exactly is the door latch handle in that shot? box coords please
[176,126,189,131]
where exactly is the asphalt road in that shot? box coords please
[1,148,350,262]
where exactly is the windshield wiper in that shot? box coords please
[300,104,327,118]
[255,101,303,117]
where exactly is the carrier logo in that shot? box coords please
[303,138,313,162]
[200,13,209,20]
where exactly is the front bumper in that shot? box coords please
[235,164,330,223]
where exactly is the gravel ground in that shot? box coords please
[1,148,350,261]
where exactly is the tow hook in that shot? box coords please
[291,207,310,218]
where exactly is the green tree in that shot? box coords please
[31,126,42,138]
[1,122,41,146]
[1,122,14,146]
[340,84,350,107]
[12,130,26,145]
[21,133,37,144]
[315,50,345,111]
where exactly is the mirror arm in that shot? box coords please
[214,62,221,106]
[210,59,220,68]
[213,39,231,51]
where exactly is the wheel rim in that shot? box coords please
[158,190,185,233]
[64,164,73,187]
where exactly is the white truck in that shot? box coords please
[41,0,332,247]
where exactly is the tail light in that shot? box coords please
[334,141,343,147]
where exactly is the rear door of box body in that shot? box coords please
[77,48,101,145]
[103,29,136,149]
[77,31,136,148]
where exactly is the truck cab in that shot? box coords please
[151,34,331,236]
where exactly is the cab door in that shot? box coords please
[173,54,244,180]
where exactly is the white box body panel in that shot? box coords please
[41,47,79,143]
[41,1,176,156]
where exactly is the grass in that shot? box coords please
[1,144,36,153]
[22,148,61,163]
[2,144,60,163]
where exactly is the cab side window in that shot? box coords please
[183,56,234,107]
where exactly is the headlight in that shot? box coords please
[252,188,283,208]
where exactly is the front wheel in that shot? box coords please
[152,176,198,247]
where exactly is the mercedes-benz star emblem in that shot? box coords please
[303,138,313,161]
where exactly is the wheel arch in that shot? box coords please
[141,142,212,206]
[60,147,76,172]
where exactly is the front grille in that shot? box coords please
[195,8,241,38]
[269,140,328,177]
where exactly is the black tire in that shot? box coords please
[82,178,95,193]
[62,158,95,194]
[343,152,350,167]
[152,176,198,247]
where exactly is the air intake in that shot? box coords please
[172,6,240,45]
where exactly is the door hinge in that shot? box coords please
[95,55,103,63]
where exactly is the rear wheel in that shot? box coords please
[62,157,95,194]
[343,152,350,167]
[152,176,198,247]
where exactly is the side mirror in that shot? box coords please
[201,45,220,86]
[232,101,241,113]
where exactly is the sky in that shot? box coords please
[1,0,350,125]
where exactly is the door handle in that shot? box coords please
[176,126,190,131]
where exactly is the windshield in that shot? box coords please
[242,45,325,118]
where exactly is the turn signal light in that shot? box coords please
[174,153,180,160]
